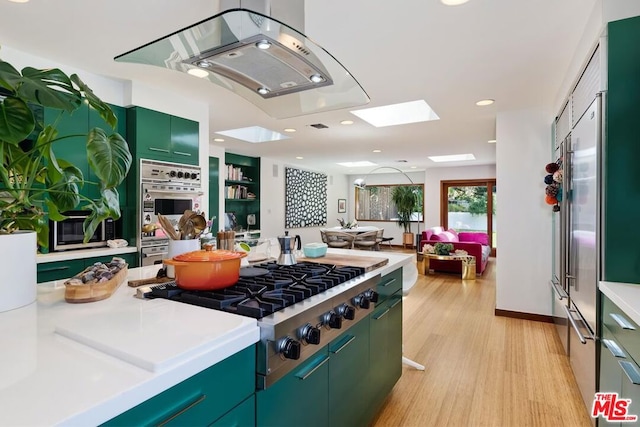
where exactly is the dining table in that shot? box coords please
[328,226,380,233]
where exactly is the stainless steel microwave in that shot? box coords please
[50,211,116,251]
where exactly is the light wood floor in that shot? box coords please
[371,255,592,427]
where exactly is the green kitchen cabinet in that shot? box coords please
[127,107,199,166]
[256,347,329,427]
[37,252,138,283]
[209,156,220,233]
[225,153,260,230]
[328,315,371,427]
[210,395,255,427]
[102,345,255,427]
[376,266,402,304]
[600,326,624,427]
[369,274,403,416]
[36,259,86,283]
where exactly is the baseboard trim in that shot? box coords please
[494,309,553,323]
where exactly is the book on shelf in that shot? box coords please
[225,185,249,199]
[226,164,245,181]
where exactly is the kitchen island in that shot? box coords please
[0,249,413,426]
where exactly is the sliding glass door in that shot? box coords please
[440,179,496,255]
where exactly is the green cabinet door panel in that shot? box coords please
[256,347,329,427]
[170,115,199,165]
[328,316,370,427]
[369,291,403,414]
[604,16,640,283]
[209,157,220,233]
[127,107,171,161]
[102,344,255,427]
[37,259,86,283]
[210,395,255,427]
[377,267,403,304]
[600,327,623,427]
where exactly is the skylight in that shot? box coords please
[215,126,290,143]
[336,161,377,168]
[349,100,439,128]
[428,154,476,163]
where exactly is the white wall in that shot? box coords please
[259,158,349,248]
[496,108,553,315]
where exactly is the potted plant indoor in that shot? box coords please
[391,185,419,248]
[0,59,132,312]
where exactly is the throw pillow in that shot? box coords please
[439,231,459,242]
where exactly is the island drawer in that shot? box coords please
[602,295,640,365]
[377,267,402,303]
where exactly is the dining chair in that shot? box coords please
[323,230,355,249]
[353,229,380,251]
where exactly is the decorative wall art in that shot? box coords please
[338,199,346,213]
[285,167,327,228]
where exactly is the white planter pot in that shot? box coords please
[0,231,37,313]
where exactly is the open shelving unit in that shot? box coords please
[225,153,260,231]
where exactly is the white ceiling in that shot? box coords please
[0,0,596,175]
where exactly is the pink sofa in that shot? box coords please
[418,227,490,275]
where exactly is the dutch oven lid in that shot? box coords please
[173,248,247,262]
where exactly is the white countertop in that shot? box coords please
[37,246,138,263]
[0,249,413,426]
[600,281,640,325]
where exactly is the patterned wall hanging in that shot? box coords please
[285,167,327,228]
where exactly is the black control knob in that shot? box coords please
[323,310,343,329]
[177,171,184,178]
[353,294,370,310]
[191,172,198,179]
[365,289,379,304]
[169,170,177,177]
[299,323,321,345]
[279,337,301,360]
[337,303,356,320]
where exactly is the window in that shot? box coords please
[441,179,496,255]
[355,184,424,222]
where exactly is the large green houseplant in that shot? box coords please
[0,59,132,249]
[391,185,420,247]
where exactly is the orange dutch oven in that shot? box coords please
[163,246,247,290]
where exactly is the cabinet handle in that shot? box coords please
[389,297,402,309]
[603,338,626,358]
[373,308,390,320]
[143,252,168,258]
[157,394,206,427]
[173,151,192,156]
[296,355,329,380]
[620,361,640,385]
[148,147,170,153]
[610,313,636,330]
[549,280,567,300]
[330,335,356,354]
[39,266,70,273]
[380,277,397,287]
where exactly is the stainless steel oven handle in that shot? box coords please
[143,188,203,195]
[296,355,329,380]
[619,360,640,385]
[143,252,168,258]
[610,313,636,330]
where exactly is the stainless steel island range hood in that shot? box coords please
[114,1,369,118]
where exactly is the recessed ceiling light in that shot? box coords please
[475,99,495,106]
[8,0,30,3]
[216,126,290,143]
[350,100,439,128]
[284,128,296,133]
[340,120,354,125]
[257,87,270,95]
[310,74,325,83]
[441,0,470,5]
[428,154,476,163]
[213,138,224,142]
[336,161,378,168]
[187,68,209,78]
[488,139,496,143]
[372,149,382,153]
[410,166,417,169]
[296,156,304,160]
[255,40,271,50]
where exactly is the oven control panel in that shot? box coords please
[140,159,201,187]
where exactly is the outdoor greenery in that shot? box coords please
[0,59,132,248]
[355,184,424,223]
[448,186,495,215]
[391,185,421,233]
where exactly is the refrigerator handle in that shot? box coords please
[562,136,575,289]
[563,305,595,344]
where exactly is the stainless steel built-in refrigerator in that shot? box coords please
[563,94,602,416]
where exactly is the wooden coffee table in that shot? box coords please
[417,252,476,280]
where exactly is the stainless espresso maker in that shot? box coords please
[277,231,301,265]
